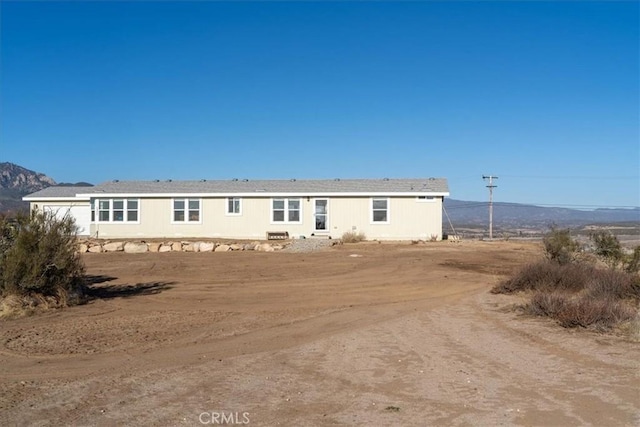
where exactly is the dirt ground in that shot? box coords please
[1,241,638,426]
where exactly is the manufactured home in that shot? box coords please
[23,178,449,241]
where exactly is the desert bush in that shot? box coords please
[526,292,636,330]
[542,227,580,265]
[590,231,624,268]
[494,260,640,300]
[526,291,569,317]
[557,297,636,329]
[341,231,366,243]
[585,268,640,301]
[0,210,85,306]
[491,261,592,294]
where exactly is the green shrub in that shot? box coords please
[542,227,580,265]
[341,231,366,243]
[0,210,85,305]
[590,231,624,268]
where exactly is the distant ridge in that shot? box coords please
[444,198,640,229]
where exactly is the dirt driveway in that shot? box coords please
[1,241,638,426]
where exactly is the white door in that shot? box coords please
[314,199,328,232]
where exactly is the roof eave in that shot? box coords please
[76,191,450,198]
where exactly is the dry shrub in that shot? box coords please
[496,256,640,332]
[526,292,637,330]
[617,316,640,342]
[557,297,636,329]
[491,261,592,294]
[586,269,640,301]
[526,291,570,317]
[0,292,69,319]
[341,231,366,243]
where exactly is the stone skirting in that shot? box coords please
[77,240,286,254]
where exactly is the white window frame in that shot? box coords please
[416,196,436,202]
[226,197,242,216]
[92,198,140,224]
[371,197,390,224]
[172,198,202,224]
[271,198,302,224]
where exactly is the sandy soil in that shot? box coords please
[0,241,638,426]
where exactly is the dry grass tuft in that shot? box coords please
[0,292,69,319]
[341,231,366,243]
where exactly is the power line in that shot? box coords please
[498,175,639,180]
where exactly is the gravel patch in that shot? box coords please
[283,238,338,253]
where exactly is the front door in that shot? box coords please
[314,199,328,232]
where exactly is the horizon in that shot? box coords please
[1,2,638,209]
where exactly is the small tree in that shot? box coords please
[543,227,580,265]
[0,210,85,303]
[590,231,624,269]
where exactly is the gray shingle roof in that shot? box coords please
[82,178,449,195]
[24,178,449,199]
[23,186,94,199]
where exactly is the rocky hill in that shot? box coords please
[0,162,58,213]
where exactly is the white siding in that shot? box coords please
[89,196,443,240]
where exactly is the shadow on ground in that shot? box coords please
[83,275,174,299]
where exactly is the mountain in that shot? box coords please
[0,162,58,213]
[444,198,640,231]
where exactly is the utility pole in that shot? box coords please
[482,175,498,239]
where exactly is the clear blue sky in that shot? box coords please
[1,1,638,208]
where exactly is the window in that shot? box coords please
[226,197,241,215]
[127,200,138,221]
[98,200,110,222]
[288,199,300,222]
[173,198,200,223]
[93,198,139,223]
[371,198,389,223]
[272,198,302,223]
[113,199,124,221]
